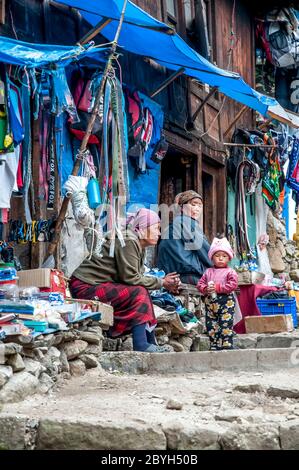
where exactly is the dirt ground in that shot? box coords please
[2,367,299,426]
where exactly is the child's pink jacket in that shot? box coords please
[197,267,238,295]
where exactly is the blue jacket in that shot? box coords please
[157,215,212,277]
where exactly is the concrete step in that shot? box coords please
[99,348,299,375]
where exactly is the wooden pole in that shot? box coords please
[150,67,185,98]
[45,0,129,263]
[223,105,248,137]
[77,18,113,46]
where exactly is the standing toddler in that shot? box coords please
[197,237,238,350]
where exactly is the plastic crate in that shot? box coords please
[23,320,48,332]
[256,298,297,328]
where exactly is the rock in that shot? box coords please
[52,334,64,346]
[103,338,120,351]
[80,354,98,369]
[22,349,36,359]
[234,383,264,394]
[84,344,103,357]
[60,372,71,380]
[163,422,223,450]
[43,334,55,347]
[40,348,62,378]
[0,416,27,450]
[220,424,280,450]
[191,335,209,351]
[280,420,299,450]
[47,346,61,360]
[290,270,299,282]
[69,359,86,376]
[59,350,70,373]
[62,330,81,342]
[0,365,13,388]
[177,336,193,351]
[267,246,285,273]
[34,349,45,361]
[6,353,25,372]
[166,399,183,410]
[156,335,169,346]
[3,343,23,356]
[119,337,134,351]
[0,372,39,404]
[62,340,88,360]
[24,358,45,378]
[235,335,258,349]
[168,340,184,352]
[87,326,103,334]
[267,386,299,399]
[78,331,101,345]
[38,373,55,394]
[36,418,166,450]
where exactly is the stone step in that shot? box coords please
[99,348,299,375]
[0,414,298,450]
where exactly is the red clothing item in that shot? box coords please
[234,285,279,334]
[197,267,238,295]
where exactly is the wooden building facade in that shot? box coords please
[0,0,259,267]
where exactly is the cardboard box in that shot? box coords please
[18,269,66,295]
[238,271,265,286]
[245,314,294,334]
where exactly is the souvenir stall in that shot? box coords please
[223,5,299,334]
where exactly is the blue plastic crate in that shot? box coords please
[256,298,297,328]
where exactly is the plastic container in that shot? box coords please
[87,178,101,209]
[256,297,298,328]
[23,320,48,332]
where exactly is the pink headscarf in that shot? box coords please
[126,208,160,236]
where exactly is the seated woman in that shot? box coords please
[157,190,212,285]
[69,208,180,353]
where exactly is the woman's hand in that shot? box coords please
[162,272,181,293]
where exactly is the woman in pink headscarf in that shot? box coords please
[69,208,179,352]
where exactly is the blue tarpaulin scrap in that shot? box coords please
[0,36,108,68]
[57,0,280,118]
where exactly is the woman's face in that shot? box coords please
[182,198,203,220]
[140,223,161,246]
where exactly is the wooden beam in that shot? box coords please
[191,86,217,123]
[150,67,185,98]
[223,105,248,137]
[77,18,112,46]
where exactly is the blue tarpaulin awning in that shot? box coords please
[0,36,108,67]
[55,0,299,126]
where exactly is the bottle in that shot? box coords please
[208,281,217,300]
[87,178,101,209]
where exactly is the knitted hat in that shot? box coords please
[208,237,234,260]
[177,190,202,206]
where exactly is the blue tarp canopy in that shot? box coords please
[0,36,108,67]
[56,0,295,122]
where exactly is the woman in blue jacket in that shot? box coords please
[158,190,212,285]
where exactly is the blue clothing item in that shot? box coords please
[150,289,182,309]
[8,84,24,145]
[157,215,212,277]
[132,323,150,351]
[138,92,164,170]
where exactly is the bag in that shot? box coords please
[126,88,154,172]
[150,135,168,163]
[265,8,299,68]
[69,72,103,144]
